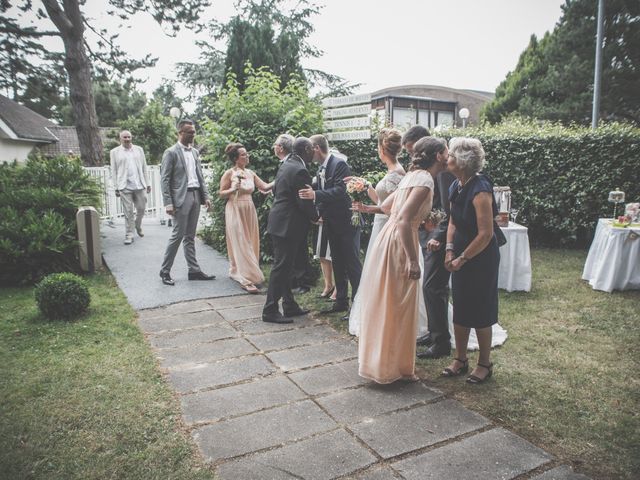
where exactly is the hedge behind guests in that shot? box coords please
[0,155,102,286]
[338,120,639,248]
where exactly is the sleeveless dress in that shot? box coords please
[449,174,500,328]
[358,170,434,384]
[349,171,428,337]
[224,168,265,287]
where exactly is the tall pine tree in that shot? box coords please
[483,0,640,125]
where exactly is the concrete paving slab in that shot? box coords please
[247,325,342,352]
[215,429,377,480]
[207,294,266,309]
[148,323,237,349]
[233,315,321,334]
[193,400,336,463]
[161,298,217,315]
[351,399,490,459]
[316,381,441,425]
[157,338,258,369]
[181,376,307,425]
[266,339,357,372]
[349,465,401,479]
[218,303,264,321]
[101,219,244,309]
[531,466,591,479]
[287,359,370,396]
[138,309,226,334]
[392,427,552,480]
[167,355,276,393]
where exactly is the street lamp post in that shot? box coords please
[459,108,470,128]
[169,107,182,127]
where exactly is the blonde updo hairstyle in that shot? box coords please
[378,128,402,161]
[448,137,485,175]
[225,142,245,164]
[410,137,447,171]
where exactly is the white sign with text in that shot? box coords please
[327,130,372,141]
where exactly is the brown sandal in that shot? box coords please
[441,357,469,377]
[242,284,260,294]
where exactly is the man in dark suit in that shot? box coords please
[299,135,362,316]
[262,137,319,324]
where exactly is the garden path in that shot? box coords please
[101,218,590,480]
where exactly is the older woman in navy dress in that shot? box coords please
[443,137,500,384]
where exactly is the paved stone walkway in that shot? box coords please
[138,295,590,480]
[100,217,589,479]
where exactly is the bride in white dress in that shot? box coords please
[348,128,429,337]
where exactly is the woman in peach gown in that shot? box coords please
[219,143,272,293]
[355,137,448,383]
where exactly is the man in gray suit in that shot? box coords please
[159,119,215,285]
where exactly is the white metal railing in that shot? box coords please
[84,164,213,224]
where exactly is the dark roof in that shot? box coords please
[38,126,116,157]
[0,94,59,142]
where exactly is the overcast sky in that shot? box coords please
[27,0,567,97]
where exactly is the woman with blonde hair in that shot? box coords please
[219,143,271,293]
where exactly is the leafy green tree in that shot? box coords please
[1,0,211,165]
[200,66,324,259]
[482,0,640,125]
[119,101,176,165]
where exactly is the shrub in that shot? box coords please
[336,120,640,248]
[199,66,324,260]
[35,272,91,320]
[0,155,102,285]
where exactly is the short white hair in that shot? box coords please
[448,137,485,174]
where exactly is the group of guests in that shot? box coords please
[112,119,501,386]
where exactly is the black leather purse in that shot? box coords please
[494,222,507,246]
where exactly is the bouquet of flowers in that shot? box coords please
[346,176,370,226]
[424,209,447,230]
[234,170,246,198]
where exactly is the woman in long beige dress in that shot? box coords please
[219,143,271,293]
[355,137,448,383]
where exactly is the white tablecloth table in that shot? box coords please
[498,222,532,292]
[582,219,640,292]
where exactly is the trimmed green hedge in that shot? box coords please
[337,121,639,247]
[0,155,102,285]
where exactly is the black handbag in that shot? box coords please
[494,221,507,246]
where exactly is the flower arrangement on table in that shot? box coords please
[346,176,371,226]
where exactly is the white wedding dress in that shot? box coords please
[349,171,429,338]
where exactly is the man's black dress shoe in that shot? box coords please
[416,333,434,347]
[320,303,349,314]
[188,271,216,280]
[417,344,451,359]
[341,314,350,321]
[292,286,310,294]
[262,312,293,324]
[159,271,175,286]
[283,307,310,317]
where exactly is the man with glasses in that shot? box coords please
[159,119,215,285]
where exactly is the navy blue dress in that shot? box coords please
[449,174,500,328]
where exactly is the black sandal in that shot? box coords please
[441,357,469,377]
[318,286,335,298]
[466,362,493,384]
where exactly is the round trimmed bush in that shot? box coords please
[35,272,91,320]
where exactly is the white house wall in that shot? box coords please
[0,138,35,164]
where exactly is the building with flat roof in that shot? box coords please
[371,85,494,130]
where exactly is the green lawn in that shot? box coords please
[2,250,638,479]
[298,248,640,480]
[0,273,214,480]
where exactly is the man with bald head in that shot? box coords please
[110,130,150,244]
[262,137,319,323]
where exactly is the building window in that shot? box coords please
[436,111,454,127]
[392,108,416,128]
